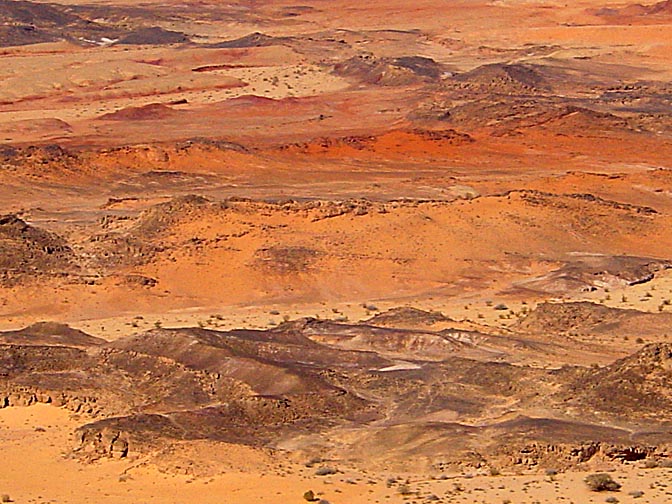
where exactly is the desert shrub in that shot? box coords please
[641,458,658,469]
[397,483,413,495]
[315,466,338,476]
[304,457,323,468]
[584,473,621,492]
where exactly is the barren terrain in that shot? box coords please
[2,0,672,502]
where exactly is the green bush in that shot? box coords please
[584,473,621,492]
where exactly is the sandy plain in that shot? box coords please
[1,404,671,504]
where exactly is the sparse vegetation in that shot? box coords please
[315,466,338,476]
[545,468,558,481]
[641,458,658,469]
[584,473,622,492]
[304,457,323,467]
[397,483,413,495]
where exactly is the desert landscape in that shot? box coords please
[2,0,672,502]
